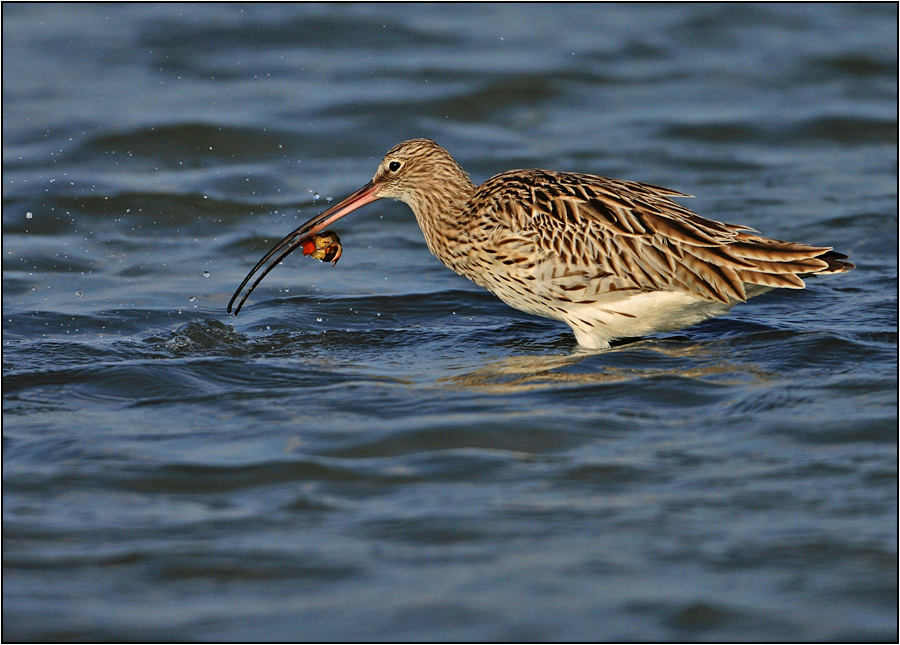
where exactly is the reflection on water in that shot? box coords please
[438,339,776,392]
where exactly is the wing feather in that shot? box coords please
[464,169,852,306]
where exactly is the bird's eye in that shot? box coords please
[389,161,401,172]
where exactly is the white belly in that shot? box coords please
[559,290,737,349]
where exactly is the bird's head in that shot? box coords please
[371,138,471,207]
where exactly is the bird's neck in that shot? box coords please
[408,173,477,268]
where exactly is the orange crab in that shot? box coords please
[300,230,342,265]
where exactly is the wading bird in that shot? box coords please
[229,139,853,349]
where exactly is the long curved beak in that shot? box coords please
[228,181,380,315]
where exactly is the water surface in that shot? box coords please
[3,3,897,641]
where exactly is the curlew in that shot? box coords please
[228,138,853,349]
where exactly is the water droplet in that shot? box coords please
[189,296,197,302]
[316,317,323,322]
[203,271,210,277]
[75,291,82,298]
[313,193,320,200]
[25,212,33,219]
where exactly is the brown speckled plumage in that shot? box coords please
[230,138,853,348]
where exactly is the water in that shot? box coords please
[3,3,897,641]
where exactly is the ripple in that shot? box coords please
[662,115,897,146]
[3,3,896,642]
[80,123,292,167]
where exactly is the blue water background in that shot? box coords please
[3,3,897,641]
